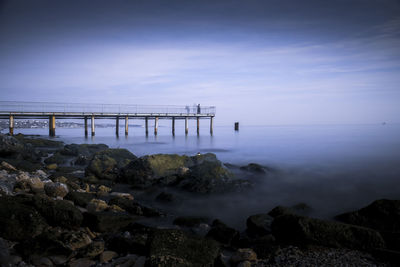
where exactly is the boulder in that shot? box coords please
[0,134,24,157]
[32,195,83,229]
[106,232,149,255]
[246,213,274,237]
[230,248,257,264]
[44,152,69,165]
[0,195,47,241]
[109,196,161,217]
[86,199,108,212]
[206,219,240,246]
[335,199,400,232]
[271,214,386,250]
[268,203,312,218]
[0,161,17,172]
[83,211,138,232]
[80,240,104,258]
[99,250,118,263]
[44,182,69,198]
[65,191,96,207]
[86,149,137,181]
[61,143,109,157]
[155,191,176,202]
[240,163,269,174]
[148,229,220,266]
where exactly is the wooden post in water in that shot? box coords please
[145,117,149,136]
[84,117,88,137]
[172,117,175,136]
[9,115,14,135]
[49,115,56,136]
[197,117,200,135]
[154,117,159,135]
[125,116,129,136]
[185,117,188,135]
[234,122,239,131]
[91,115,95,136]
[210,117,213,135]
[115,116,119,136]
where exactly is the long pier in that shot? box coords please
[0,101,215,136]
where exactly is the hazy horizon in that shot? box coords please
[1,0,400,125]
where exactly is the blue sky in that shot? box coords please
[1,0,400,125]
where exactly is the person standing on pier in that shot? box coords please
[197,104,201,114]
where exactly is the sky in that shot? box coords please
[0,0,400,125]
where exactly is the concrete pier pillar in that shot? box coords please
[91,115,95,136]
[154,117,159,135]
[9,115,14,135]
[197,117,200,135]
[172,117,175,136]
[210,117,214,135]
[84,117,88,137]
[116,117,119,136]
[145,117,149,136]
[49,115,56,136]
[185,117,188,135]
[125,116,129,136]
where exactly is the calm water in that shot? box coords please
[5,123,400,228]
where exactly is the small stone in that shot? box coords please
[108,204,126,212]
[99,250,118,263]
[97,185,111,193]
[54,176,68,183]
[86,198,108,212]
[231,248,257,264]
[46,163,58,170]
[82,241,104,257]
[110,192,134,200]
[237,260,252,267]
[49,255,68,265]
[68,257,96,267]
[45,182,69,198]
[1,161,17,171]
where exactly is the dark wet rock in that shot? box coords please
[173,216,210,227]
[74,155,89,166]
[148,229,220,266]
[13,135,64,148]
[61,143,109,157]
[80,240,104,258]
[118,157,155,189]
[246,213,274,237]
[0,134,27,157]
[44,152,69,165]
[206,219,240,246]
[106,232,149,255]
[249,234,277,259]
[271,213,386,251]
[109,196,162,217]
[240,163,270,174]
[99,250,118,263]
[44,182,69,198]
[32,195,83,229]
[86,148,137,181]
[231,248,257,264]
[0,158,43,172]
[155,191,176,202]
[83,211,138,232]
[65,191,96,207]
[336,199,400,232]
[0,195,48,241]
[268,203,312,218]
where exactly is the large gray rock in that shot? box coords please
[246,213,274,237]
[271,213,386,251]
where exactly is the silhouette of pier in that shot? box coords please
[0,101,215,136]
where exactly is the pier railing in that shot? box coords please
[0,101,216,115]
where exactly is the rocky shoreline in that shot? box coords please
[0,133,399,266]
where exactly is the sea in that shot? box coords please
[4,123,400,229]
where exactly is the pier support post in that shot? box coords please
[145,117,149,136]
[116,117,119,136]
[9,115,14,135]
[154,117,158,135]
[49,115,56,136]
[91,115,95,136]
[84,117,88,136]
[197,117,200,135]
[172,117,175,136]
[210,117,213,135]
[185,117,188,135]
[125,116,129,136]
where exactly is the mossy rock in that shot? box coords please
[60,143,109,157]
[0,195,48,241]
[13,135,64,148]
[148,229,220,267]
[86,149,137,181]
[44,152,69,165]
